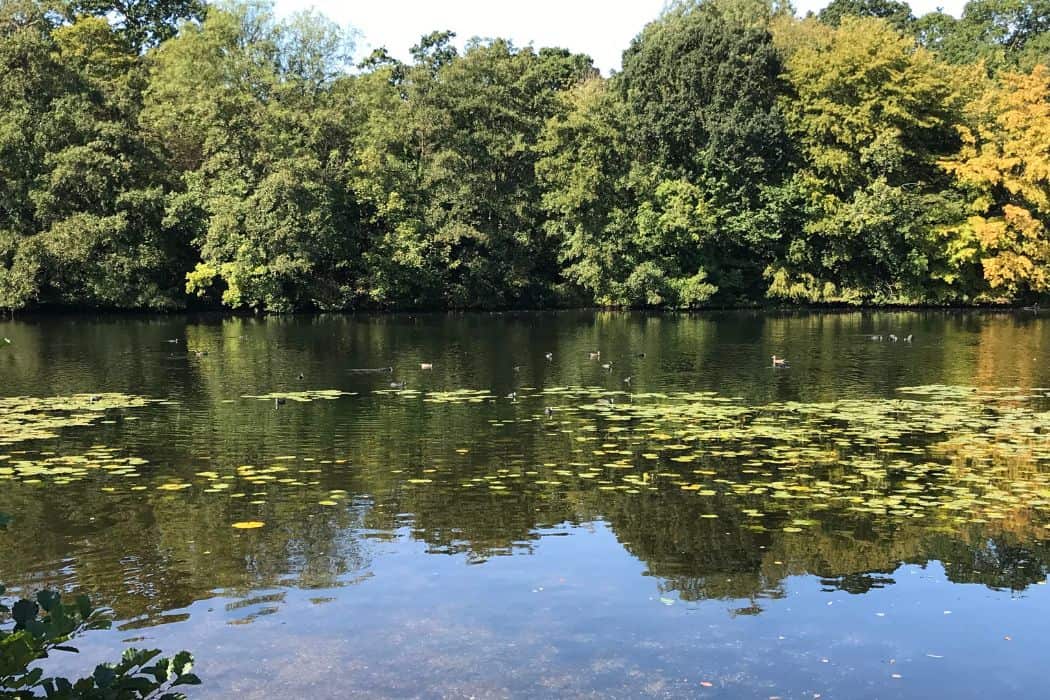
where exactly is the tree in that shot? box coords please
[768,16,970,303]
[538,78,641,305]
[145,2,364,311]
[940,65,1050,299]
[610,0,793,303]
[64,0,205,50]
[0,2,187,311]
[915,0,1050,71]
[818,0,915,31]
[351,35,595,308]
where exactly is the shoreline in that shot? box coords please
[1,304,1043,321]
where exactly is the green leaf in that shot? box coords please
[92,663,117,688]
[24,666,43,687]
[75,595,92,621]
[35,590,60,613]
[172,650,193,675]
[12,599,39,628]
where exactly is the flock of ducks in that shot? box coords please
[146,331,923,410]
[384,329,923,394]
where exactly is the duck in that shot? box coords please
[889,334,898,342]
[420,363,433,370]
[601,362,612,371]
[1,337,11,345]
[544,352,553,361]
[274,397,287,408]
[635,352,646,358]
[193,349,209,357]
[903,334,913,343]
[164,338,179,344]
[506,391,518,401]
[390,380,407,389]
[297,372,305,380]
[588,351,601,360]
[771,355,788,367]
[513,365,521,372]
[870,335,883,341]
[623,376,632,385]
[544,406,554,417]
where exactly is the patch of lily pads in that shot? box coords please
[0,393,158,446]
[518,383,1050,533]
[347,381,1050,538]
[7,382,1050,552]
[0,446,149,485]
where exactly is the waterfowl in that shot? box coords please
[545,352,553,361]
[420,363,433,370]
[589,351,601,360]
[889,334,898,342]
[623,376,632,385]
[870,335,883,341]
[1023,303,1040,312]
[544,406,554,417]
[601,362,612,371]
[635,352,646,358]
[164,339,179,344]
[1,337,10,345]
[771,355,788,367]
[506,391,517,401]
[274,397,286,408]
[904,334,914,343]
[297,372,305,380]
[513,365,521,372]
[193,350,208,357]
[390,380,407,389]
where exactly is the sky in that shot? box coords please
[272,0,968,75]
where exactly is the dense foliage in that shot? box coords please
[0,0,1048,311]
[1,581,199,699]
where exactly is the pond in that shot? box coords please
[1,310,1049,698]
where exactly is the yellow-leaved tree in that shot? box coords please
[941,65,1050,300]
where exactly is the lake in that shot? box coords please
[2,310,1049,698]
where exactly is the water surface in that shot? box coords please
[2,311,1049,698]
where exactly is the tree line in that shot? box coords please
[1,0,1048,312]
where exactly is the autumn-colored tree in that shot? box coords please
[941,65,1050,299]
